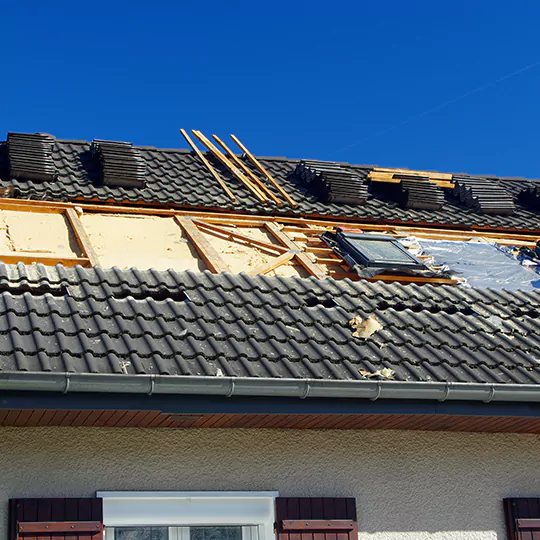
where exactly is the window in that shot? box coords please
[328,230,426,270]
[98,492,278,540]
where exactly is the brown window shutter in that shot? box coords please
[504,498,540,540]
[276,498,357,540]
[9,498,103,540]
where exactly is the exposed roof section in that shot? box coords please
[0,135,539,231]
[0,262,539,385]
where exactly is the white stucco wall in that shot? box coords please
[1,426,539,539]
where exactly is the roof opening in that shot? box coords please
[305,295,338,308]
[91,139,146,188]
[0,284,67,297]
[112,289,189,302]
[7,132,57,182]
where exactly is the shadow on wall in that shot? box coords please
[1,427,539,539]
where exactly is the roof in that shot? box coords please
[1,262,539,386]
[0,137,539,232]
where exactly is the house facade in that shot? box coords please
[0,131,539,540]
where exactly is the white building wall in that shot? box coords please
[2,426,539,540]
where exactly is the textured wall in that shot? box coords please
[2,427,540,539]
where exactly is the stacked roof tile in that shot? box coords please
[0,263,538,385]
[452,176,515,215]
[6,132,57,182]
[400,178,445,210]
[91,139,146,188]
[295,160,368,205]
[519,184,540,210]
[0,135,537,231]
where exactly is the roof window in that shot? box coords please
[326,230,427,270]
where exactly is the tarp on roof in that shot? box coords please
[418,240,540,290]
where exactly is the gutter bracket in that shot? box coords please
[439,382,451,402]
[62,373,71,395]
[483,384,496,404]
[148,375,156,396]
[370,382,382,401]
[300,381,311,400]
[226,380,235,398]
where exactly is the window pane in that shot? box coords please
[115,528,169,540]
[190,526,243,540]
[349,238,414,263]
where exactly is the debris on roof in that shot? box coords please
[452,176,515,215]
[295,160,369,205]
[349,313,383,339]
[7,132,57,182]
[91,139,146,188]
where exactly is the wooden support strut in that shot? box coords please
[180,129,236,201]
[247,251,296,276]
[174,216,230,273]
[191,130,268,203]
[192,219,289,254]
[230,133,298,207]
[264,222,327,279]
[211,134,283,205]
[65,207,100,267]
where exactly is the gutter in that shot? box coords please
[0,372,539,404]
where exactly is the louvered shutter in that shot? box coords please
[504,498,540,539]
[9,498,103,540]
[276,498,357,540]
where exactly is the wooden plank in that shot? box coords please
[174,216,230,273]
[65,208,100,266]
[281,521,354,531]
[247,251,296,276]
[373,167,454,181]
[180,128,236,201]
[518,519,540,529]
[192,130,267,202]
[0,252,90,267]
[265,222,327,279]
[192,219,289,254]
[19,521,102,534]
[230,133,298,207]
[212,134,283,205]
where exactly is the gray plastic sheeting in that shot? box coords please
[417,240,540,290]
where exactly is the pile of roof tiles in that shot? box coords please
[7,132,57,182]
[452,176,515,215]
[295,160,368,205]
[399,176,445,210]
[518,184,540,210]
[91,139,146,188]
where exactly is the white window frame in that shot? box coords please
[97,491,279,540]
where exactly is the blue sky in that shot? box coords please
[2,1,540,177]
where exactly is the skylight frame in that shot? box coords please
[335,231,426,269]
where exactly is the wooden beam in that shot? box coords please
[0,253,90,267]
[192,130,268,202]
[65,208,100,267]
[264,222,327,279]
[247,251,296,276]
[373,167,453,181]
[180,129,236,201]
[174,216,230,273]
[192,219,289,254]
[230,133,298,207]
[212,134,283,205]
[18,521,102,534]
